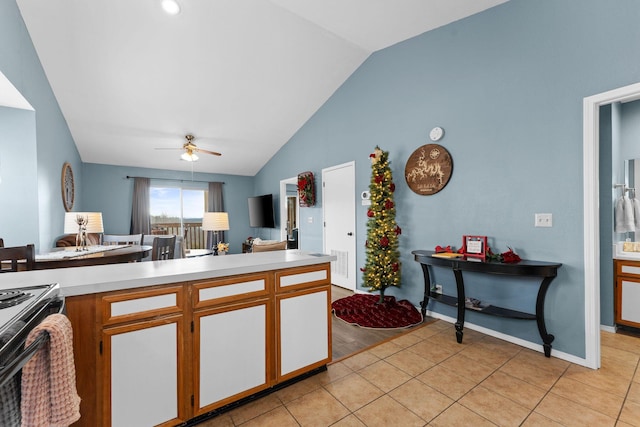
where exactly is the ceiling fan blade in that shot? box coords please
[194,148,222,156]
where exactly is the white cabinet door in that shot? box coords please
[278,288,330,379]
[196,301,268,414]
[107,315,184,427]
[621,279,640,324]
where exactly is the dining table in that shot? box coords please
[32,245,152,270]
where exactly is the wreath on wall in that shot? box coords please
[298,171,316,207]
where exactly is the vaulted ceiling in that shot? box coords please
[16,0,508,176]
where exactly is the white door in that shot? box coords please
[323,162,356,290]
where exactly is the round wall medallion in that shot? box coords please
[61,162,75,211]
[404,144,453,195]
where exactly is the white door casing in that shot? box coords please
[583,81,640,370]
[322,162,356,290]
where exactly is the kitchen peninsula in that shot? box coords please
[0,250,335,427]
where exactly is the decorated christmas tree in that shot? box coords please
[362,146,401,303]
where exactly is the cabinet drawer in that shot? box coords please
[192,272,271,309]
[102,285,185,326]
[616,259,640,277]
[275,264,330,293]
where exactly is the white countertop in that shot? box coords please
[0,250,336,297]
[613,242,640,261]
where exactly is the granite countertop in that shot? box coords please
[0,251,336,297]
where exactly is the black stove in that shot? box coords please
[0,290,33,310]
[0,283,63,425]
[0,284,60,338]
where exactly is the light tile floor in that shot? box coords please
[197,321,640,426]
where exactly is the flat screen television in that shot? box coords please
[248,194,275,228]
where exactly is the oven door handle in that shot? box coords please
[0,297,65,388]
[0,332,49,388]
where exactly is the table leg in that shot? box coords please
[536,276,556,357]
[419,264,432,317]
[453,268,465,344]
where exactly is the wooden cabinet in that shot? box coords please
[68,263,331,427]
[100,285,188,427]
[615,259,640,328]
[191,272,272,415]
[275,265,331,381]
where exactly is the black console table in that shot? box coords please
[412,250,562,357]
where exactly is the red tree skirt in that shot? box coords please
[332,294,423,329]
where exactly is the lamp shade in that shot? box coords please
[181,151,198,162]
[64,212,104,234]
[202,212,230,231]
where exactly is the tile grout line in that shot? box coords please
[518,360,571,426]
[615,355,640,424]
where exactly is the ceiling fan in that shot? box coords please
[156,134,222,162]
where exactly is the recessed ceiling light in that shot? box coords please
[161,0,181,15]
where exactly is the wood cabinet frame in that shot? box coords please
[68,263,331,427]
[615,259,640,328]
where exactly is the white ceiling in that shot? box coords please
[16,0,508,176]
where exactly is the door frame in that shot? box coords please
[583,81,640,369]
[279,176,299,243]
[322,161,356,291]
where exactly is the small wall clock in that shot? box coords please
[61,162,75,212]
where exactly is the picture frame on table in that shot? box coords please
[463,235,487,261]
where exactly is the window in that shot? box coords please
[150,185,206,248]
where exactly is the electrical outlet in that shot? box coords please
[535,213,552,227]
[432,284,443,294]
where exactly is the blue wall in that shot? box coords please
[254,0,640,358]
[82,163,255,254]
[0,106,39,246]
[621,100,640,159]
[0,0,82,250]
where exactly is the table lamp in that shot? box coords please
[64,212,104,251]
[202,212,229,255]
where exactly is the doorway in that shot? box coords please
[584,81,640,369]
[279,177,299,248]
[322,162,356,291]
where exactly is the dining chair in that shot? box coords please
[0,238,4,248]
[151,235,176,261]
[0,244,35,272]
[102,234,143,246]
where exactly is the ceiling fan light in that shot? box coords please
[181,152,198,162]
[161,0,181,15]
